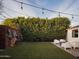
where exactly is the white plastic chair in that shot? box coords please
[60,39,66,43]
[53,39,60,44]
[70,42,79,49]
[61,42,72,50]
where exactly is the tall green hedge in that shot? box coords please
[3,17,70,41]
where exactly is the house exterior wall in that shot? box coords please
[67,27,79,42]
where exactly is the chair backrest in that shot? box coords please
[54,39,60,43]
[60,39,66,43]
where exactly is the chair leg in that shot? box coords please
[73,47,76,50]
[64,47,67,50]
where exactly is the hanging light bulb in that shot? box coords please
[42,8,44,14]
[21,2,23,10]
[72,15,74,19]
[58,12,60,17]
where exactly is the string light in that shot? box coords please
[72,15,74,20]
[13,0,79,16]
[58,12,60,17]
[42,8,44,14]
[21,2,23,10]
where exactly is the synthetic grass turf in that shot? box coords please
[0,42,76,59]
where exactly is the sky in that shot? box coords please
[0,0,79,26]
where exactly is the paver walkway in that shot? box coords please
[66,49,79,57]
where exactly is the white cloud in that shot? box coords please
[2,0,37,18]
[49,0,79,26]
[0,0,79,26]
[0,0,38,23]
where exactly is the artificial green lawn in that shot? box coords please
[0,42,76,59]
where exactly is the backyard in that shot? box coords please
[0,42,76,59]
